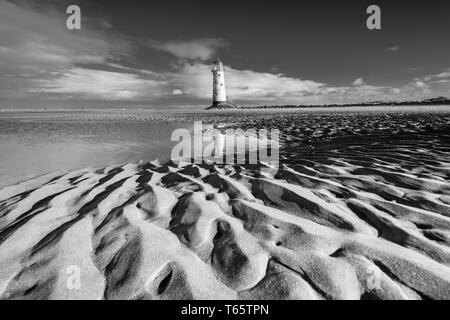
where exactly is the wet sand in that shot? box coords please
[0,106,449,299]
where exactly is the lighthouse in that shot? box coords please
[208,57,237,109]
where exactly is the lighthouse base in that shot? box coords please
[205,101,238,110]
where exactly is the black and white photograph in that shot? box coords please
[0,0,450,305]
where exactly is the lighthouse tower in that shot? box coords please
[208,58,237,109]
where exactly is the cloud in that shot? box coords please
[34,62,325,104]
[423,69,450,82]
[386,45,400,51]
[0,1,128,75]
[352,77,366,86]
[14,58,450,106]
[1,0,449,108]
[145,38,228,61]
[172,89,185,95]
[413,80,429,89]
[34,68,166,100]
[405,67,421,72]
[398,69,450,98]
[311,84,392,104]
[165,62,324,102]
[364,70,450,101]
[0,0,134,102]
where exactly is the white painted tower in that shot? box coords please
[207,57,237,109]
[211,57,227,105]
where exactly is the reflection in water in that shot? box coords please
[1,107,449,187]
[0,111,183,186]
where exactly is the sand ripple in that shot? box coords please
[0,150,450,299]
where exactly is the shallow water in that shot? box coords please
[0,106,449,187]
[0,110,184,187]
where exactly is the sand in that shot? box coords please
[0,107,449,300]
[0,155,449,300]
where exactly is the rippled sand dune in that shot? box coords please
[0,153,449,300]
[0,108,449,300]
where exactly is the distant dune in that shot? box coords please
[0,156,449,300]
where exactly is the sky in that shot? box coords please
[1,0,450,109]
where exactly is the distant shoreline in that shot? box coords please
[238,103,450,110]
[208,97,450,110]
[1,97,449,113]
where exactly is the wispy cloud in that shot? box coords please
[1,0,449,108]
[0,1,127,72]
[0,0,130,101]
[167,63,324,101]
[424,69,450,82]
[405,67,421,72]
[385,45,400,52]
[36,62,324,103]
[34,68,166,100]
[352,77,366,86]
[144,38,229,61]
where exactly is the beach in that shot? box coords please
[0,106,450,299]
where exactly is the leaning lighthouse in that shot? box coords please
[208,57,237,109]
